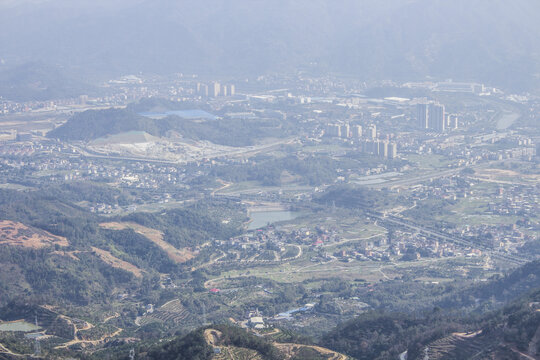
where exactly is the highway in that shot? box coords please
[369,160,502,189]
[68,137,297,165]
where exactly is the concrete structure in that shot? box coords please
[326,124,341,137]
[418,102,446,132]
[428,103,445,132]
[448,114,459,129]
[341,123,350,138]
[353,125,362,138]
[210,82,221,97]
[417,103,429,129]
[388,142,398,159]
[367,124,377,139]
[378,140,388,158]
[248,316,265,329]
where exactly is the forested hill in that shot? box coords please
[95,262,540,360]
[110,324,350,360]
[0,186,243,308]
[321,262,540,360]
[47,105,294,146]
[0,62,94,102]
[48,109,157,142]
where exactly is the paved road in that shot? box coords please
[70,138,297,165]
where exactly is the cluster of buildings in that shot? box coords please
[417,102,459,132]
[196,82,236,98]
[387,233,485,262]
[455,223,532,251]
[325,123,373,139]
[361,140,398,159]
[324,123,398,159]
[488,185,539,218]
[404,174,537,253]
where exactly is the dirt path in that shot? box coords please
[509,347,536,360]
[212,180,232,196]
[260,328,281,336]
[274,343,348,360]
[192,250,228,271]
[54,327,123,349]
[103,312,120,323]
[0,342,23,357]
[528,324,540,357]
[379,268,390,280]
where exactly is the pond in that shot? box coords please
[0,321,40,332]
[247,210,302,230]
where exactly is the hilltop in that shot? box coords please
[0,62,93,102]
[47,101,294,146]
[118,324,351,360]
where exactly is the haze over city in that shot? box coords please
[0,1,538,359]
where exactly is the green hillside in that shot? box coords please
[322,272,540,360]
[47,104,293,146]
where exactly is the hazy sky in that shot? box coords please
[1,0,539,89]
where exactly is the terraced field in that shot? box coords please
[139,299,190,326]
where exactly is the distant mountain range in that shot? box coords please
[0,63,94,102]
[1,0,539,91]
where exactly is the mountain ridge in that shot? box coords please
[1,0,539,90]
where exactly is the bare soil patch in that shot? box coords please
[274,343,349,360]
[91,247,143,278]
[100,222,196,263]
[0,220,68,248]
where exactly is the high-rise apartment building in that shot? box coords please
[428,103,445,132]
[388,143,398,159]
[417,102,446,132]
[367,124,377,139]
[417,103,429,129]
[341,123,350,138]
[379,141,388,158]
[210,82,221,97]
[326,124,341,137]
[353,125,362,138]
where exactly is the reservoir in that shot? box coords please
[0,321,40,332]
[248,210,302,230]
